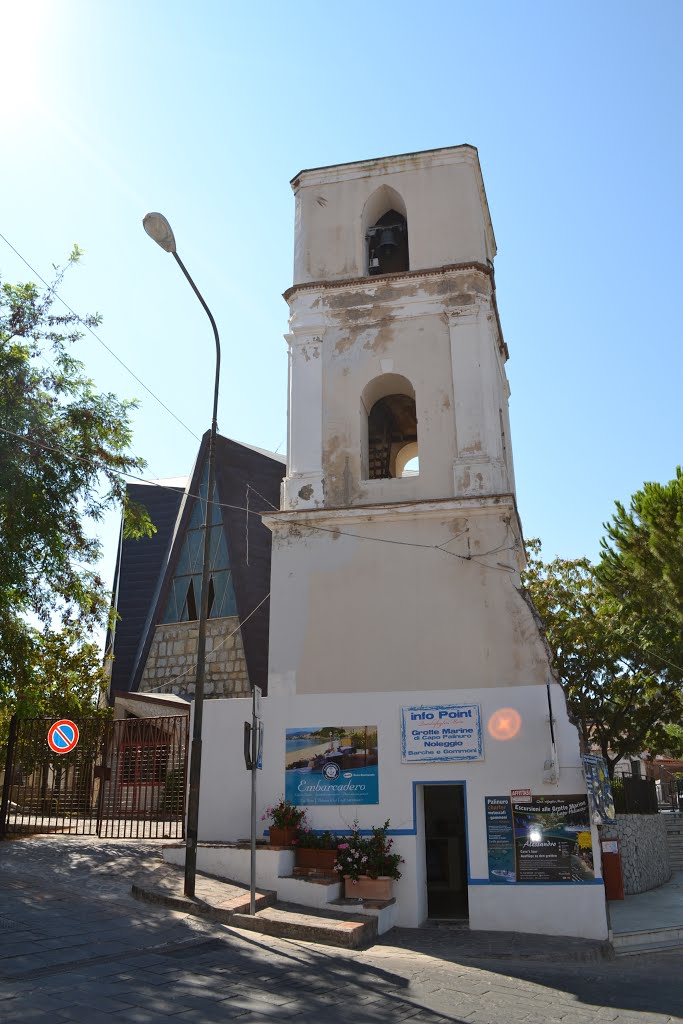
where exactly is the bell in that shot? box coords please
[377,227,398,254]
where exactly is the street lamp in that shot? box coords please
[143,212,221,898]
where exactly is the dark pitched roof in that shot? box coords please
[106,481,185,696]
[111,433,286,698]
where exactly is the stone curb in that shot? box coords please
[381,926,616,963]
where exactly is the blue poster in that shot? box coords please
[285,725,379,806]
[583,755,616,823]
[485,796,516,883]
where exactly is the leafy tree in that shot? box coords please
[598,468,683,684]
[0,249,153,736]
[522,540,683,776]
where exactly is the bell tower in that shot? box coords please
[266,146,550,698]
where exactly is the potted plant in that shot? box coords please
[262,799,307,846]
[334,819,402,900]
[294,829,340,872]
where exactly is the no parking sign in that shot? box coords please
[47,719,79,754]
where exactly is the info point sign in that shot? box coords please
[47,719,80,755]
[400,704,483,763]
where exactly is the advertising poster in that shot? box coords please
[583,755,616,823]
[285,725,378,806]
[485,794,595,883]
[485,796,516,883]
[401,704,483,763]
[513,796,595,881]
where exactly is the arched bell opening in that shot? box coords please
[365,398,418,482]
[367,209,409,276]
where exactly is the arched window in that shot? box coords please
[361,374,419,480]
[367,210,409,276]
[362,186,409,277]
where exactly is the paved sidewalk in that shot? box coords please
[609,870,683,933]
[1,835,682,1024]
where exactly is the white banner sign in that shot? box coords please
[400,704,483,763]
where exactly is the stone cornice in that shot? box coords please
[284,262,508,361]
[290,144,480,190]
[263,492,519,528]
[283,260,491,303]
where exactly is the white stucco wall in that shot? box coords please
[196,685,608,940]
[290,146,495,284]
[266,502,548,697]
[283,148,511,517]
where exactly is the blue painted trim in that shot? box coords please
[302,783,604,889]
[468,878,605,886]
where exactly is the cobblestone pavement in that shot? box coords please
[1,835,682,1024]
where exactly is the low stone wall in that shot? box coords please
[138,617,251,698]
[600,814,671,894]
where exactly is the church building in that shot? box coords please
[169,146,609,939]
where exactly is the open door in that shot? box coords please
[424,784,468,918]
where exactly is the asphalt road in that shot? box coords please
[0,835,681,1024]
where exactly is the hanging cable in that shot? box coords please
[0,230,200,443]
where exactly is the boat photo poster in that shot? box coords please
[485,795,595,883]
[285,725,379,806]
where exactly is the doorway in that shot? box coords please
[424,784,469,918]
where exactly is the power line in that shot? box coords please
[0,230,200,443]
[1,424,519,575]
[8,428,682,679]
[143,591,271,693]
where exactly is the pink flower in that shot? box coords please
[338,843,349,850]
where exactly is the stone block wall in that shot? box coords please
[138,617,250,698]
[600,814,671,894]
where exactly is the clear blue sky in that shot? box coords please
[2,0,681,603]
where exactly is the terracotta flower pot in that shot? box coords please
[269,826,297,846]
[344,875,393,900]
[296,848,338,871]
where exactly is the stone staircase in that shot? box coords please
[158,842,397,947]
[664,813,683,871]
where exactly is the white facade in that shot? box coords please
[196,688,607,938]
[196,146,608,940]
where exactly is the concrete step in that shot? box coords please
[164,841,296,895]
[131,866,277,923]
[228,903,377,949]
[275,872,342,908]
[617,939,683,956]
[612,924,683,954]
[132,866,378,949]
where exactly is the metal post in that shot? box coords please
[172,251,221,900]
[249,691,258,915]
[0,714,18,838]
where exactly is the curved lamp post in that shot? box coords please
[143,212,221,898]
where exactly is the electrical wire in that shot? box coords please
[0,230,200,443]
[143,591,271,693]
[0,425,518,573]
[7,427,681,680]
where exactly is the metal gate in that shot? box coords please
[0,715,188,839]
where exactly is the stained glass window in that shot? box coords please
[161,468,237,623]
